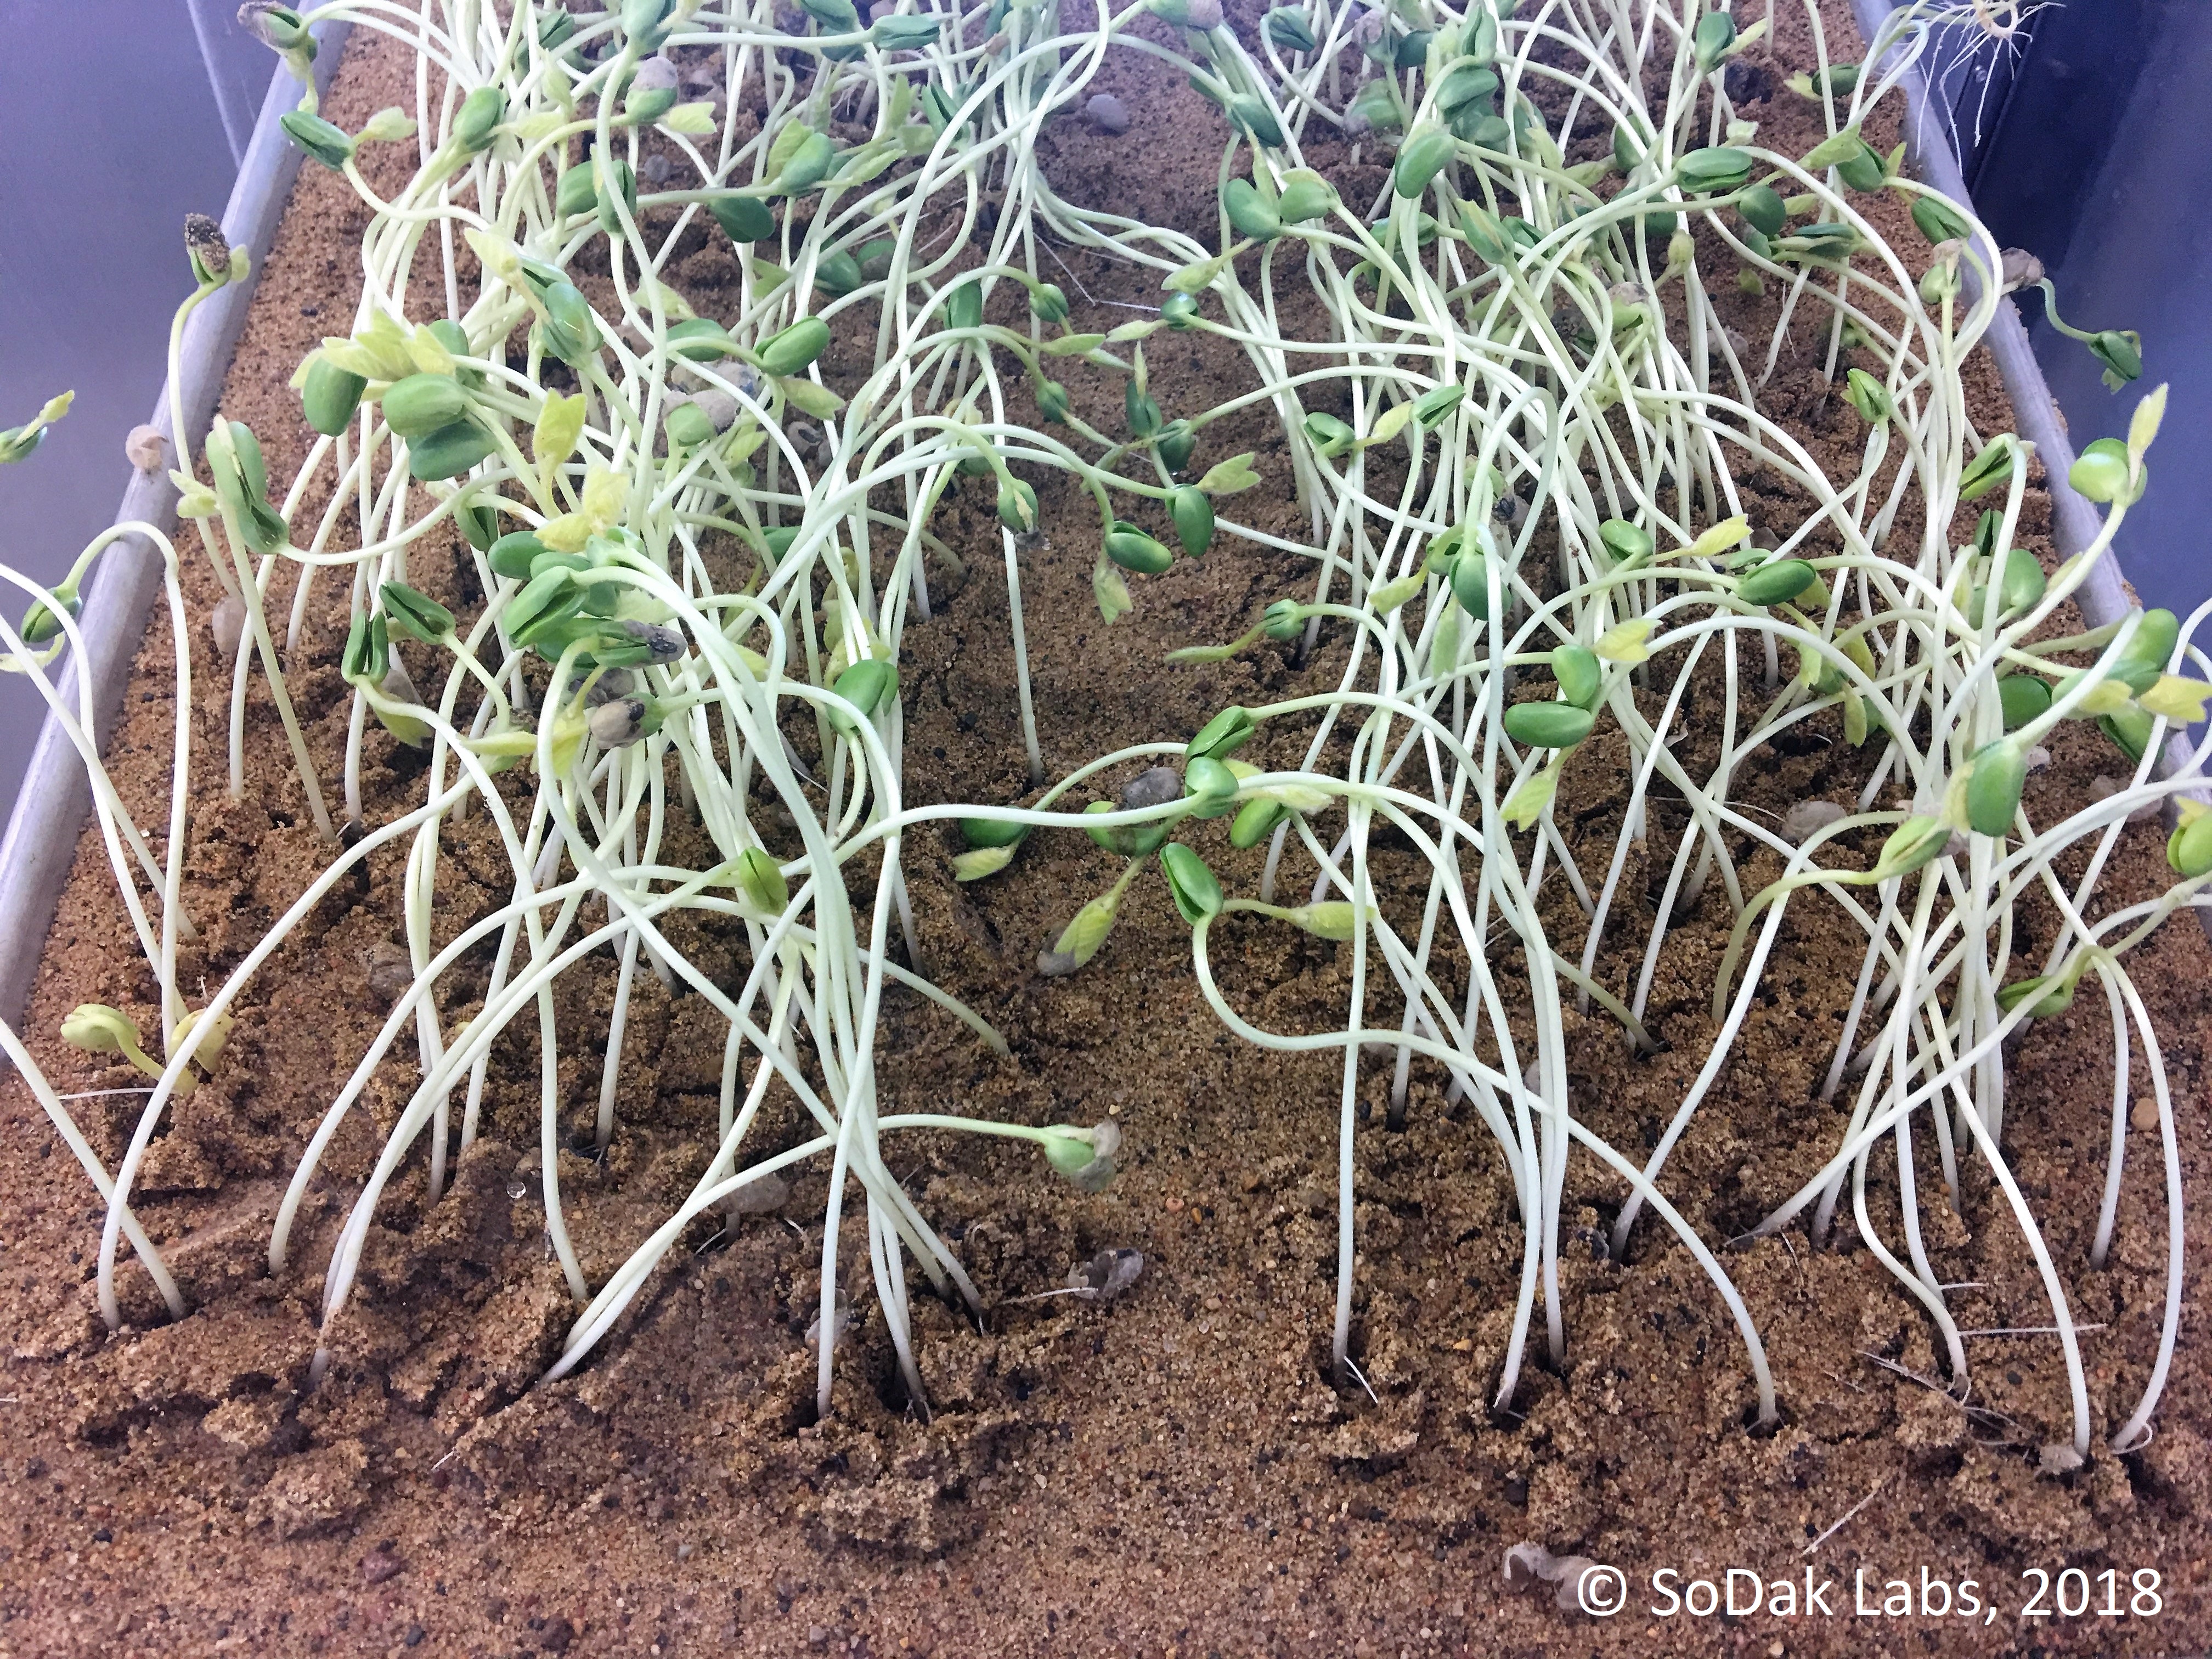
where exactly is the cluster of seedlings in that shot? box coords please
[0,0,2202,1476]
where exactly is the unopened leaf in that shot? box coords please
[1363,400,1415,448]
[1500,757,1560,830]
[1094,557,1133,623]
[2129,382,2168,461]
[1164,249,1235,295]
[1801,123,1865,170]
[1369,570,1427,613]
[953,844,1018,881]
[781,376,846,418]
[1041,332,1108,357]
[533,391,587,470]
[1843,687,1869,746]
[1055,890,1121,965]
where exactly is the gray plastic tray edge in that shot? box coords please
[0,29,349,1026]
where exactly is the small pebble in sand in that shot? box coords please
[2088,775,2161,824]
[1066,1247,1145,1301]
[211,594,247,662]
[720,1170,790,1216]
[1120,765,1181,810]
[363,939,414,1007]
[1085,93,1129,134]
[631,55,680,95]
[805,1296,852,1351]
[1781,799,1847,843]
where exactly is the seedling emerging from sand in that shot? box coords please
[1010,1248,1146,1305]
[1503,1543,1604,1613]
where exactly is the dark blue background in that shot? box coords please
[1927,0,2208,626]
[0,1,268,817]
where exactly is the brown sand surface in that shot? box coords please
[1,5,2207,1655]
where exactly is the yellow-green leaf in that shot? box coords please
[407,325,456,376]
[1094,557,1133,623]
[581,466,626,527]
[1594,618,1653,663]
[724,422,765,466]
[1428,606,1460,676]
[2139,674,2210,723]
[660,101,718,135]
[1801,123,1866,170]
[2129,382,2168,462]
[1362,400,1414,448]
[1255,780,1334,813]
[537,511,592,552]
[1290,902,1357,939]
[1164,249,1235,295]
[534,392,587,470]
[169,469,218,518]
[352,310,416,382]
[780,376,846,418]
[1500,757,1560,831]
[1041,332,1108,357]
[638,277,694,321]
[1197,452,1261,495]
[765,120,813,180]
[2076,676,2134,716]
[359,106,417,144]
[1843,687,1869,746]
[846,142,903,188]
[509,108,564,146]
[1681,515,1750,560]
[315,337,386,381]
[1369,570,1427,614]
[547,712,588,775]
[1054,889,1123,964]
[953,844,1018,882]
[466,227,522,284]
